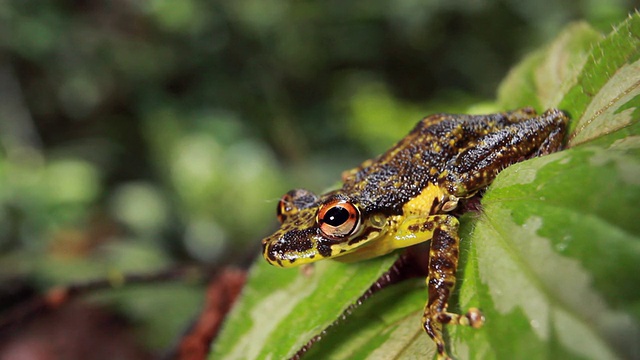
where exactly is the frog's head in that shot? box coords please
[261,189,389,267]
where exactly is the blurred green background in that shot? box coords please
[0,0,636,355]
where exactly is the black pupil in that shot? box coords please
[323,206,350,226]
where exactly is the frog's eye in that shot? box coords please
[276,193,296,223]
[317,200,361,240]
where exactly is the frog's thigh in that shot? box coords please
[451,109,568,195]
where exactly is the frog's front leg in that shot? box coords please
[415,214,484,359]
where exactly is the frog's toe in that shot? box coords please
[439,307,485,328]
[423,307,484,359]
[462,307,485,328]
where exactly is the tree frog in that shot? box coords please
[262,108,568,359]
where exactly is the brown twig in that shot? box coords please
[173,268,247,360]
[0,266,208,335]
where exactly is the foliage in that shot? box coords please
[212,13,640,360]
[0,0,636,355]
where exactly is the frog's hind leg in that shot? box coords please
[422,215,484,359]
[448,108,568,195]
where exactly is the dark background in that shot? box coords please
[0,0,635,356]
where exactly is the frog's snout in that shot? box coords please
[262,228,320,268]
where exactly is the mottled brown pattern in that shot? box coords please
[262,108,568,359]
[341,108,567,209]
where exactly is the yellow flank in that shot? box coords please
[334,213,442,262]
[331,230,391,262]
[402,183,447,215]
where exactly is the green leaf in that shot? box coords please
[459,129,640,359]
[497,22,603,110]
[213,14,640,360]
[210,253,400,359]
[457,13,640,358]
[561,13,640,146]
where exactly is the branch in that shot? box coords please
[0,266,208,335]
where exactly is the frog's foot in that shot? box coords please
[422,307,485,359]
[534,109,570,155]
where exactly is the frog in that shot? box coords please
[261,108,568,359]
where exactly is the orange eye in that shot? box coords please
[317,200,361,240]
[276,193,295,223]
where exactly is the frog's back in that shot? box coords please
[341,110,540,214]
